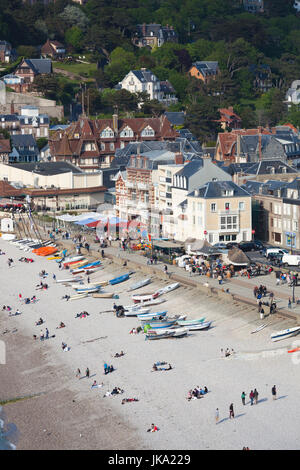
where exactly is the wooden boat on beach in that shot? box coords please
[145,327,188,340]
[154,282,180,297]
[57,276,82,283]
[124,307,151,316]
[271,326,300,342]
[69,293,88,301]
[109,273,130,285]
[75,286,101,294]
[187,321,212,331]
[132,292,159,303]
[128,278,151,292]
[92,292,114,298]
[137,311,167,321]
[177,318,206,327]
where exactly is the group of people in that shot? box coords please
[104,387,124,397]
[19,257,34,263]
[104,363,114,375]
[187,386,208,400]
[152,362,172,372]
[221,348,235,358]
[241,389,259,406]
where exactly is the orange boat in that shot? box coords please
[288,347,300,353]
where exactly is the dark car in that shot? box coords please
[226,242,239,249]
[238,241,257,252]
[253,240,265,250]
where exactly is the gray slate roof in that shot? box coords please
[24,59,52,74]
[9,161,83,176]
[189,180,250,199]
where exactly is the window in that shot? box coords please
[100,127,114,138]
[198,216,203,225]
[120,126,133,138]
[225,202,230,211]
[110,143,114,151]
[211,203,216,212]
[197,202,203,211]
[239,201,245,211]
[101,143,105,151]
[220,215,238,231]
[141,126,155,137]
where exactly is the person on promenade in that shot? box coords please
[229,403,234,419]
[53,274,56,281]
[272,385,277,400]
[288,298,292,309]
[241,391,246,406]
[45,328,49,339]
[215,408,219,424]
[164,265,168,275]
[254,388,259,404]
[249,390,254,405]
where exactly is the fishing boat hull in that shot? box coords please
[271,327,300,342]
[92,293,114,298]
[132,292,159,303]
[76,287,100,294]
[56,277,82,283]
[187,321,212,331]
[146,320,177,329]
[109,273,130,285]
[70,293,88,301]
[177,318,206,327]
[154,282,180,297]
[137,311,167,321]
[128,278,151,291]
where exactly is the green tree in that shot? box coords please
[36,137,48,151]
[65,26,84,51]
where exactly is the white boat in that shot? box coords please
[56,277,83,283]
[124,307,151,316]
[128,278,151,292]
[154,282,180,297]
[76,287,100,294]
[186,321,212,331]
[132,292,158,303]
[251,323,268,334]
[69,293,88,301]
[63,255,84,263]
[74,284,102,290]
[146,327,188,339]
[177,318,206,326]
[271,326,300,342]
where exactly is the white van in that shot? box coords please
[282,254,300,267]
[265,248,288,258]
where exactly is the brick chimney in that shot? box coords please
[112,108,118,135]
[142,23,146,36]
[174,152,183,164]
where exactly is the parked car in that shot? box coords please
[253,240,265,250]
[281,254,300,267]
[265,248,288,258]
[238,241,257,252]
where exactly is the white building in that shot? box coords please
[285,80,300,108]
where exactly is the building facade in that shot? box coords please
[189,62,219,84]
[132,24,178,49]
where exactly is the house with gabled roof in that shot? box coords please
[14,59,52,85]
[41,39,65,59]
[189,61,219,84]
[132,23,178,49]
[118,68,177,106]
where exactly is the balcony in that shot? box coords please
[137,182,149,190]
[126,181,136,189]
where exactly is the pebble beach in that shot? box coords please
[1,238,300,450]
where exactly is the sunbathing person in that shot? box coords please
[121,398,139,404]
[35,318,44,326]
[56,322,65,329]
[114,351,125,358]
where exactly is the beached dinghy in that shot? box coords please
[128,278,151,292]
[92,292,114,299]
[75,286,101,294]
[145,327,188,340]
[138,298,166,307]
[124,307,151,316]
[56,276,83,283]
[271,326,300,342]
[137,311,167,321]
[154,282,180,297]
[132,292,159,303]
[251,323,268,334]
[146,319,177,329]
[177,318,206,327]
[69,293,88,301]
[74,283,102,290]
[109,273,130,285]
[59,255,84,264]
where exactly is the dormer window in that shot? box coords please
[120,126,133,138]
[141,125,155,137]
[100,127,114,138]
[150,31,154,36]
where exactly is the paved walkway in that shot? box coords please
[55,234,300,318]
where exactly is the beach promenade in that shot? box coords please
[1,236,300,450]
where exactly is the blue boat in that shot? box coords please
[109,273,130,285]
[137,311,167,321]
[82,261,101,269]
[146,320,177,329]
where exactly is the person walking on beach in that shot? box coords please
[76,368,81,378]
[241,391,246,406]
[229,403,234,419]
[86,368,90,378]
[53,274,56,281]
[215,408,219,424]
[253,388,259,404]
[45,328,49,339]
[18,293,22,301]
[272,385,277,400]
[288,298,292,309]
[249,390,254,405]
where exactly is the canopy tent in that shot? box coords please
[75,217,102,226]
[86,216,128,228]
[153,240,184,251]
[186,239,222,256]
